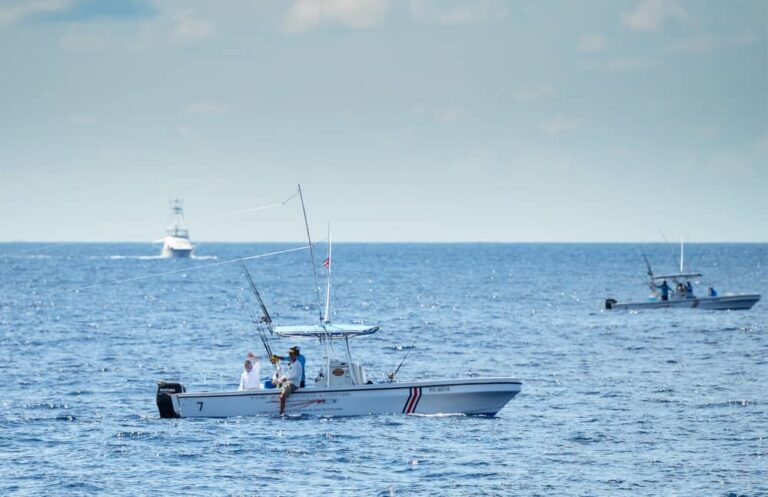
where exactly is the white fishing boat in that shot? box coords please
[605,243,760,311]
[156,186,521,418]
[156,325,521,418]
[160,198,194,258]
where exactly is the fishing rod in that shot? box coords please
[239,261,282,377]
[239,259,273,332]
[245,305,274,358]
[387,345,414,382]
[641,252,656,292]
[241,301,282,379]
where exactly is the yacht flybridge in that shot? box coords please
[160,198,194,258]
[156,186,521,418]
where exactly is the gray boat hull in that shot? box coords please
[606,294,760,311]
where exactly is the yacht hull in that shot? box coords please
[161,246,194,258]
[157,378,521,418]
[606,294,760,311]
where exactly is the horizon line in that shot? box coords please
[1,240,766,244]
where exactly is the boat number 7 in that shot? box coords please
[197,401,204,411]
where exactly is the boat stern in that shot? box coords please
[156,381,185,418]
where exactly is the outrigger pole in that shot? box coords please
[297,183,324,324]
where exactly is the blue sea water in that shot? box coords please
[0,242,766,496]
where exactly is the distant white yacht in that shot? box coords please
[161,199,194,258]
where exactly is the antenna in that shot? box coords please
[323,224,332,323]
[297,184,324,324]
[679,237,684,273]
[657,228,678,270]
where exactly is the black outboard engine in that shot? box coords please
[156,381,185,418]
[605,298,617,310]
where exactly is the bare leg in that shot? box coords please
[279,393,286,415]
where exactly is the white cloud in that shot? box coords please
[70,113,96,125]
[171,15,214,43]
[284,0,389,32]
[184,101,228,115]
[410,0,507,26]
[0,0,71,25]
[702,135,768,176]
[540,116,580,136]
[604,56,659,71]
[511,85,556,102]
[666,34,713,54]
[731,31,760,46]
[622,0,688,32]
[58,26,113,51]
[577,34,606,53]
[695,123,719,138]
[434,105,464,124]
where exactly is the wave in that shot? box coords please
[93,255,217,260]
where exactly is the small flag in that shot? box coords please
[323,257,330,268]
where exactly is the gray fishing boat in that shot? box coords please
[605,245,760,311]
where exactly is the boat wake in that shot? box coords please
[95,255,217,261]
[99,255,167,260]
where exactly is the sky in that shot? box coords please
[0,0,766,242]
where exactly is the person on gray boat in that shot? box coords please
[685,281,694,298]
[656,279,670,301]
[675,282,686,298]
[274,347,303,415]
[708,287,718,297]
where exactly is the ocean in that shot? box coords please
[1,242,766,496]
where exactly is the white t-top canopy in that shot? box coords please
[273,323,379,339]
[652,272,702,280]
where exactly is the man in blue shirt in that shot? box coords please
[656,280,670,301]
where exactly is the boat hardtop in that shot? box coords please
[273,323,379,338]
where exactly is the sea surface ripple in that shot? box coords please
[0,243,766,496]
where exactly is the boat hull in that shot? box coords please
[606,294,760,311]
[161,246,194,258]
[160,236,195,258]
[158,378,521,418]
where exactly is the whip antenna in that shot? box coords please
[298,184,324,324]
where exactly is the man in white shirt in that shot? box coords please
[238,354,262,391]
[275,347,303,415]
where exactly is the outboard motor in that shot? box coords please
[605,298,617,310]
[156,381,185,418]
